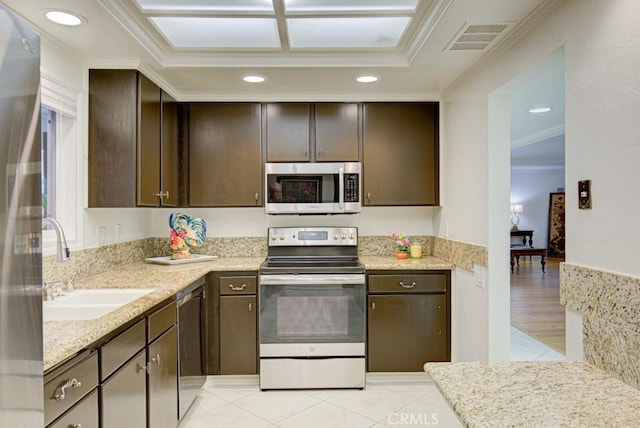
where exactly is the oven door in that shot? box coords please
[259,273,365,357]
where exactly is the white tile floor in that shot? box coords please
[180,328,563,427]
[179,375,463,428]
[509,326,565,361]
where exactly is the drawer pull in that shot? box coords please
[152,353,161,366]
[229,283,247,292]
[52,378,81,401]
[400,281,416,289]
[137,362,151,374]
[72,424,82,428]
[371,302,376,310]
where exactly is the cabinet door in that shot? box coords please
[219,295,257,375]
[363,103,439,206]
[137,73,162,206]
[101,350,147,427]
[160,90,179,206]
[315,103,359,161]
[148,326,178,428]
[266,103,311,161]
[49,389,98,428]
[88,69,137,207]
[367,294,447,372]
[189,103,263,206]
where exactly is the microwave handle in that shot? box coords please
[339,167,344,209]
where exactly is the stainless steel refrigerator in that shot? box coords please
[0,4,43,426]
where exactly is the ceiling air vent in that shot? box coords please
[446,22,513,51]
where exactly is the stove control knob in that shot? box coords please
[279,234,285,240]
[341,233,346,240]
[349,232,354,239]
[333,234,338,240]
[270,234,277,241]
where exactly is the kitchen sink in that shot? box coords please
[43,288,156,321]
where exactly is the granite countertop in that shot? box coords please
[43,255,454,372]
[359,255,454,270]
[425,361,640,427]
[43,257,264,371]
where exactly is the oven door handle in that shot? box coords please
[259,274,365,286]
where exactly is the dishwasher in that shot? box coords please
[177,277,207,420]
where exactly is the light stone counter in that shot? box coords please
[43,257,264,371]
[44,255,454,372]
[359,255,455,270]
[425,361,640,427]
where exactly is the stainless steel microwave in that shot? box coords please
[265,162,361,214]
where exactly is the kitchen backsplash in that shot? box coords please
[44,234,489,282]
[560,263,640,389]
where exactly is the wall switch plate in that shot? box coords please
[578,180,592,209]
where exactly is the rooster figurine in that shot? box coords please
[169,213,207,259]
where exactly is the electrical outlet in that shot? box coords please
[96,226,106,245]
[474,264,485,289]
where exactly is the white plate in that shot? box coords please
[145,254,218,265]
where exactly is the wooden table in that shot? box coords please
[510,246,546,273]
[510,229,533,247]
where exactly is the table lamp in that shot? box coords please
[510,204,523,230]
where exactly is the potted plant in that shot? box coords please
[391,233,411,259]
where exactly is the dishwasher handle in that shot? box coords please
[177,278,205,307]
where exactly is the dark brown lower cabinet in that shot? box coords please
[102,350,147,427]
[367,271,450,372]
[219,295,257,374]
[49,389,99,428]
[148,326,178,428]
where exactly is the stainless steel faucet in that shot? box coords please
[42,217,70,262]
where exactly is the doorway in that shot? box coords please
[508,48,566,360]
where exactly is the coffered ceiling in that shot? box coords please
[2,0,565,157]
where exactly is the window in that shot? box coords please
[41,106,56,219]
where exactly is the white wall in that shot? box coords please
[510,166,565,248]
[440,0,640,360]
[149,207,436,238]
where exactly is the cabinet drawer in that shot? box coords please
[48,389,99,428]
[44,352,99,426]
[368,273,447,293]
[148,301,177,342]
[219,276,256,295]
[100,320,145,381]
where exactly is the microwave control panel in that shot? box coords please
[344,174,359,202]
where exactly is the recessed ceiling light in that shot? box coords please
[43,9,87,26]
[356,75,379,83]
[528,107,552,114]
[243,75,267,83]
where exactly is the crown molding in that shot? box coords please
[512,124,565,149]
[406,0,454,63]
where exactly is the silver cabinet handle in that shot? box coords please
[248,302,252,312]
[317,150,324,158]
[138,362,151,374]
[53,378,81,401]
[255,192,259,202]
[72,424,82,428]
[154,191,169,199]
[302,150,308,159]
[371,302,376,310]
[152,353,161,366]
[367,192,371,202]
[229,283,247,291]
[164,191,170,199]
[400,281,416,289]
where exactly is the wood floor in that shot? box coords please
[510,256,566,354]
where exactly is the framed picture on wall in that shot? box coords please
[547,192,565,258]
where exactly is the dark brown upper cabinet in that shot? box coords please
[265,103,311,162]
[363,102,439,206]
[88,69,179,207]
[266,103,359,162]
[188,103,263,207]
[315,103,359,162]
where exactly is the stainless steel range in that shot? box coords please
[258,227,366,390]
